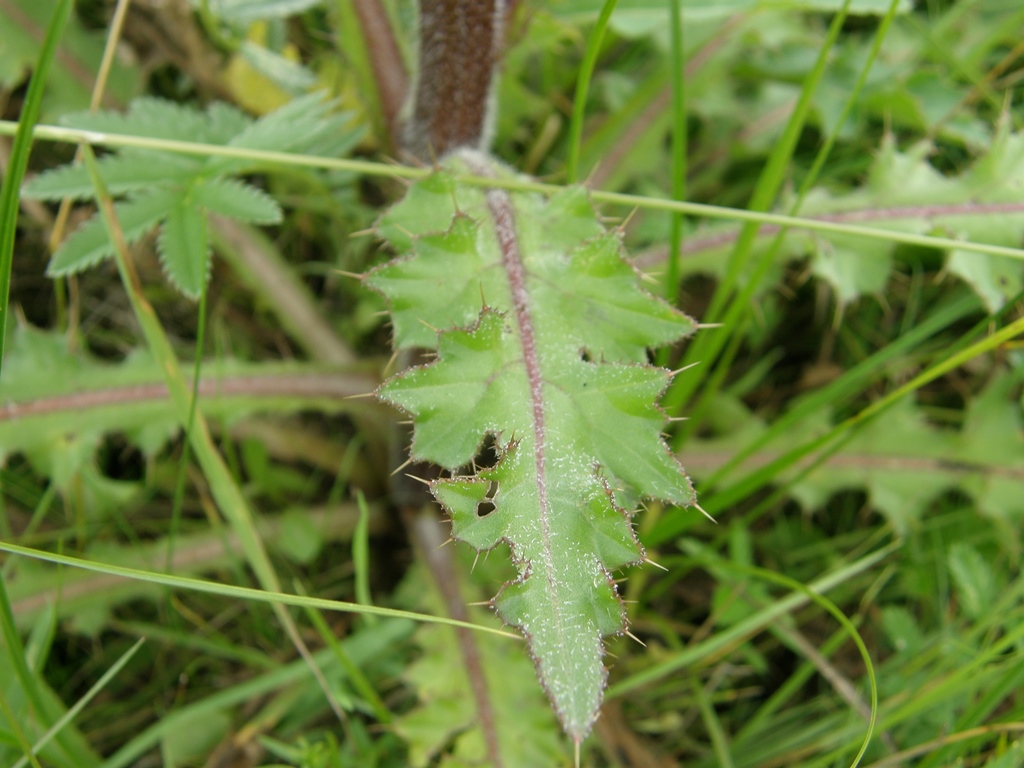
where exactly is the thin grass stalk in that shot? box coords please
[0,684,43,768]
[608,541,894,697]
[692,672,736,768]
[10,639,145,768]
[646,290,1009,546]
[662,0,855,416]
[666,0,685,301]
[0,578,81,766]
[0,0,74,377]
[3,121,1024,261]
[165,286,208,573]
[77,144,350,725]
[0,540,519,637]
[566,0,619,182]
[677,0,902,441]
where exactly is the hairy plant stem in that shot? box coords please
[405,0,505,159]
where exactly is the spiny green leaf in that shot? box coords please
[158,199,210,299]
[47,189,183,276]
[371,150,696,740]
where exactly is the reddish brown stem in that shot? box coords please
[404,0,506,159]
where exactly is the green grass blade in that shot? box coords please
[0,0,74,379]
[665,0,685,301]
[11,639,145,768]
[566,0,619,183]
[0,540,518,637]
[608,541,894,697]
[661,0,855,415]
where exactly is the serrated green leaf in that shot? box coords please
[191,177,282,224]
[373,151,696,740]
[63,97,241,145]
[228,92,339,155]
[47,189,182,276]
[27,95,354,296]
[158,199,210,299]
[23,152,201,202]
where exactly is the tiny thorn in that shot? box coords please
[371,310,390,317]
[644,556,669,572]
[397,419,413,425]
[466,600,492,607]
[382,347,401,376]
[625,630,647,648]
[348,227,375,238]
[693,502,717,523]
[471,550,481,573]
[390,455,415,477]
[335,269,364,280]
[619,205,640,231]
[636,269,660,285]
[344,392,377,400]
[417,318,440,333]
[669,361,701,377]
[697,322,724,329]
[435,537,454,550]
[666,416,689,422]
[404,473,432,486]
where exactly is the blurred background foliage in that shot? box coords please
[1,0,1024,766]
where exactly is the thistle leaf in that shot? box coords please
[370,150,697,740]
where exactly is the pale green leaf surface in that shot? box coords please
[373,152,696,739]
[47,189,182,276]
